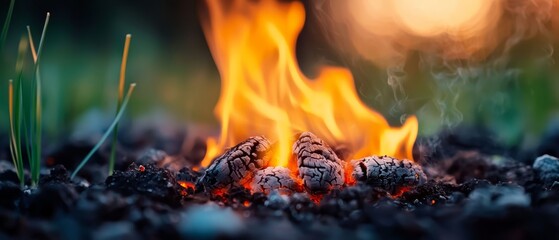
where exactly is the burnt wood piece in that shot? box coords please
[252,167,300,194]
[197,136,271,191]
[350,155,427,194]
[293,132,345,193]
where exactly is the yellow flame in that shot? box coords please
[200,0,418,168]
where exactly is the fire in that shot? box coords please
[200,0,418,168]
[178,180,195,189]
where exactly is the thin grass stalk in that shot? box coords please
[109,34,132,176]
[0,0,15,50]
[26,26,37,62]
[15,35,29,163]
[9,36,29,187]
[71,83,137,180]
[23,28,35,160]
[8,80,24,186]
[29,12,50,186]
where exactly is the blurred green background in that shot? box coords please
[1,0,559,151]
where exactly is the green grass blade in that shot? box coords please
[34,13,49,64]
[15,35,30,171]
[109,34,132,176]
[13,72,25,187]
[29,12,50,186]
[8,36,30,188]
[0,0,15,50]
[8,79,24,186]
[26,26,37,62]
[71,83,137,180]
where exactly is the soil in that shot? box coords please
[1,124,559,240]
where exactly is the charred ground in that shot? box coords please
[0,125,559,240]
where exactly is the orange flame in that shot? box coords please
[200,0,418,167]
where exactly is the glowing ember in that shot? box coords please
[200,0,418,169]
[178,180,195,189]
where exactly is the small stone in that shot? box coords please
[533,154,559,187]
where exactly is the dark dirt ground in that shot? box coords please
[1,123,559,240]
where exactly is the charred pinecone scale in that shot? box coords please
[350,155,426,194]
[197,136,271,191]
[252,167,300,194]
[293,132,345,193]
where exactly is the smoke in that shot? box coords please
[312,0,556,129]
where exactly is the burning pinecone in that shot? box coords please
[293,132,345,193]
[350,155,426,194]
[197,136,271,191]
[251,167,301,194]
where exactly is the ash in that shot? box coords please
[2,127,559,240]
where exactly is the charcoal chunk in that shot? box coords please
[176,167,202,183]
[40,165,71,186]
[197,136,271,191]
[293,132,344,193]
[533,154,559,187]
[106,163,182,206]
[252,167,300,194]
[350,155,426,194]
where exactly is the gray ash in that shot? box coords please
[293,132,345,193]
